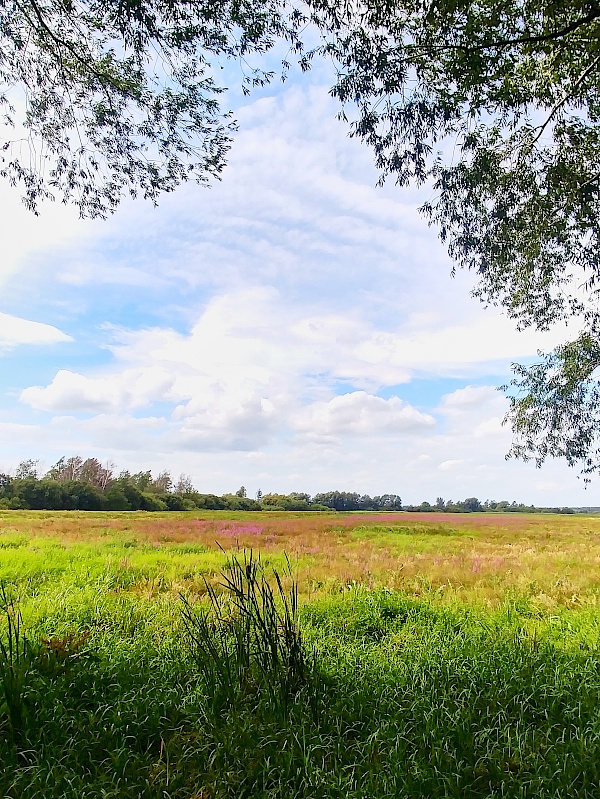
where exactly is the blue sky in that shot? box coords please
[0,64,593,505]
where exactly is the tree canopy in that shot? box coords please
[3,0,600,476]
[0,0,304,216]
[317,0,600,478]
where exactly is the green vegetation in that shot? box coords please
[0,458,576,513]
[1,510,599,796]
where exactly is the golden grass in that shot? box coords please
[1,509,600,608]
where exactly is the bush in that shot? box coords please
[161,494,189,511]
[104,487,131,511]
[140,493,168,512]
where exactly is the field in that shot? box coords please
[1,510,600,797]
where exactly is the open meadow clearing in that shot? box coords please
[1,510,600,797]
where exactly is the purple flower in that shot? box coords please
[217,524,264,537]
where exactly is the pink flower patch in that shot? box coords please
[216,524,265,537]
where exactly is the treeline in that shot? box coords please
[0,458,574,513]
[0,458,258,512]
[0,459,404,513]
[403,498,575,514]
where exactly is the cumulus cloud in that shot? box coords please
[1,78,592,504]
[21,367,176,412]
[0,312,72,350]
[293,391,435,440]
[174,396,278,451]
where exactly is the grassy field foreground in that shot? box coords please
[1,510,600,797]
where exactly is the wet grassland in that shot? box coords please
[1,510,600,797]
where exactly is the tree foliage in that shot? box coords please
[314,0,600,476]
[0,0,304,216]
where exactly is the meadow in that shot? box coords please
[1,509,600,797]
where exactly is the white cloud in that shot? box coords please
[0,77,594,505]
[534,480,564,493]
[0,312,72,350]
[438,385,500,413]
[439,459,466,472]
[293,391,434,440]
[474,416,505,437]
[21,367,175,412]
[174,396,278,451]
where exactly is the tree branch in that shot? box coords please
[454,6,600,53]
[531,52,600,145]
[14,0,120,107]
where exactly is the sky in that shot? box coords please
[0,60,594,505]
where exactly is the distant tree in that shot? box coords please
[373,494,403,511]
[260,493,285,509]
[14,478,63,509]
[289,492,311,504]
[80,458,114,490]
[192,493,227,510]
[140,493,168,511]
[119,483,145,510]
[128,471,153,492]
[175,473,195,494]
[151,470,173,494]
[104,486,132,511]
[0,474,13,498]
[46,455,83,482]
[313,491,363,511]
[15,459,39,479]
[161,494,190,511]
[222,493,261,511]
[235,486,247,498]
[61,480,105,510]
[359,494,376,510]
[461,497,483,513]
[260,492,312,510]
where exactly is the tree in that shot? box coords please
[46,455,83,482]
[151,470,173,493]
[0,0,304,216]
[373,494,403,510]
[312,491,363,511]
[0,474,13,498]
[15,459,39,479]
[6,1,600,475]
[175,473,195,494]
[79,458,114,489]
[317,0,600,478]
[127,470,152,492]
[461,497,482,513]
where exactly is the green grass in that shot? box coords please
[1,512,600,797]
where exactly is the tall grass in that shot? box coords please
[0,584,31,743]
[181,550,308,711]
[1,513,600,796]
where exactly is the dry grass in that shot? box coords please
[2,509,600,609]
